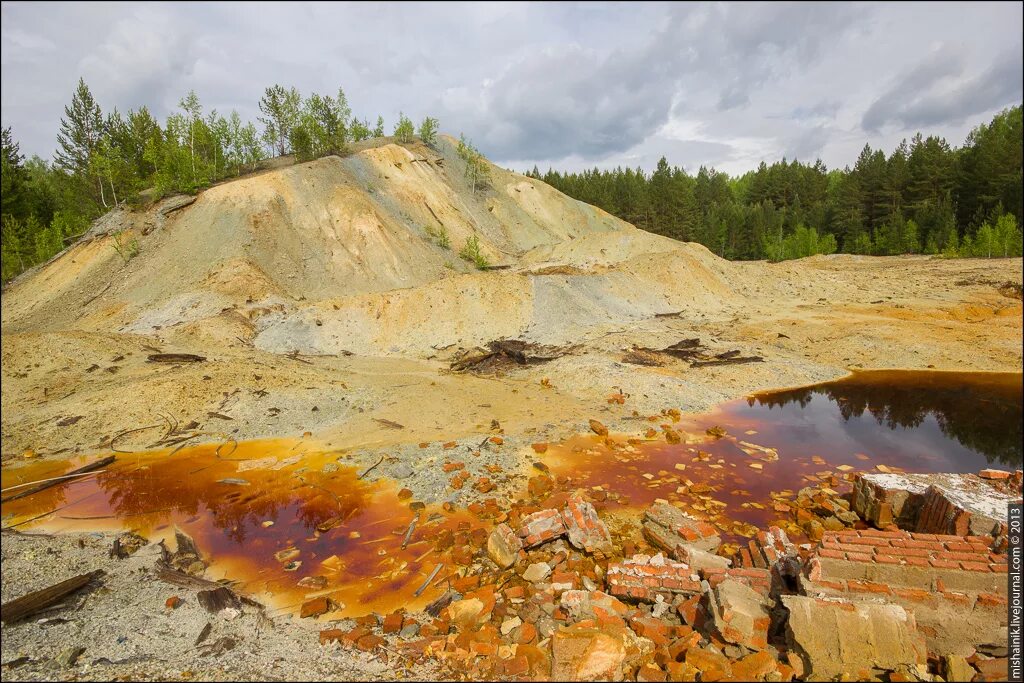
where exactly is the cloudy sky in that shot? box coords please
[2,1,1021,176]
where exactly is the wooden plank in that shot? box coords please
[0,570,103,624]
[1,456,115,504]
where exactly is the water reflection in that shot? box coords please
[750,371,1022,467]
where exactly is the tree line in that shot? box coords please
[1,78,441,281]
[528,105,1023,261]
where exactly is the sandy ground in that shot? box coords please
[1,137,1021,679]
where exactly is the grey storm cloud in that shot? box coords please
[2,1,1022,177]
[863,45,1024,132]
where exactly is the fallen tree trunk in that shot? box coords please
[1,456,115,504]
[0,570,104,624]
[147,353,206,363]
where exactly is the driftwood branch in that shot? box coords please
[1,456,115,504]
[0,570,104,624]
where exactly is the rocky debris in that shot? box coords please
[673,544,731,572]
[167,527,206,576]
[550,624,628,681]
[522,562,553,583]
[606,554,702,602]
[560,590,630,624]
[702,567,772,597]
[562,495,613,557]
[292,465,1013,681]
[642,502,721,558]
[450,339,572,373]
[109,532,149,559]
[486,523,522,569]
[519,509,567,548]
[196,587,241,616]
[782,595,928,681]
[706,579,773,652]
[852,471,1016,537]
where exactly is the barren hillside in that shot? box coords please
[1,136,1021,463]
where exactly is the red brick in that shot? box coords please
[818,548,844,559]
[929,559,959,569]
[897,539,945,551]
[991,564,1008,573]
[847,537,893,547]
[892,588,932,602]
[874,554,902,565]
[959,561,991,572]
[858,529,907,538]
[936,550,990,562]
[976,593,1007,607]
[847,580,891,595]
[902,557,929,567]
[845,552,873,563]
[941,592,972,606]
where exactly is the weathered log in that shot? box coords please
[147,353,205,363]
[1,456,115,503]
[690,355,764,368]
[0,570,103,624]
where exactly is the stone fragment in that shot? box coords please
[674,545,731,572]
[588,420,609,436]
[500,616,522,635]
[486,523,523,569]
[942,654,975,682]
[560,590,629,624]
[642,502,721,557]
[518,509,567,548]
[684,647,732,681]
[447,598,486,631]
[551,623,627,681]
[782,595,927,681]
[561,496,613,557]
[523,562,552,583]
[978,469,1009,480]
[300,597,330,619]
[730,650,778,681]
[56,646,85,669]
[706,579,772,652]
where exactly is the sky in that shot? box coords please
[1,1,1021,176]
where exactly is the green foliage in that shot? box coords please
[258,85,302,156]
[459,233,489,268]
[537,105,1023,263]
[457,134,490,193]
[350,118,372,142]
[111,229,140,263]
[763,224,837,262]
[373,116,385,138]
[394,112,415,143]
[418,117,439,146]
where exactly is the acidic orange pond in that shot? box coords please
[1,438,485,618]
[545,370,1022,537]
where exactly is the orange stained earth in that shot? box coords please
[0,438,485,619]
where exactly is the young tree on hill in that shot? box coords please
[457,134,489,193]
[373,115,385,138]
[394,112,414,143]
[259,85,301,156]
[418,116,439,146]
[55,78,103,177]
[179,90,202,182]
[350,118,371,142]
[1,127,26,218]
